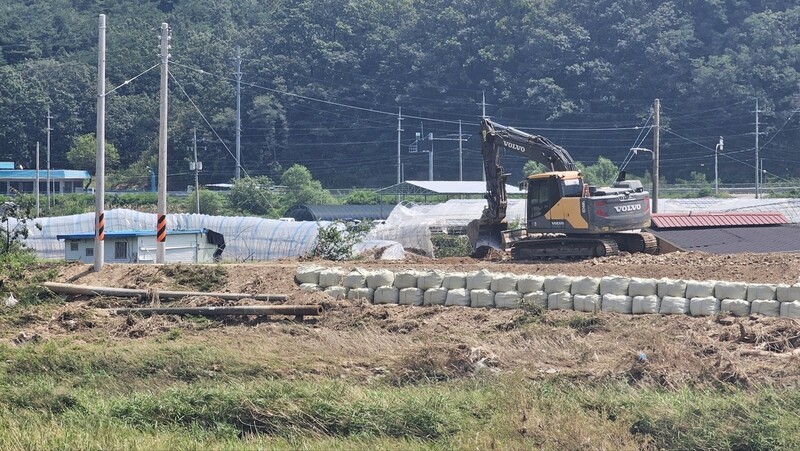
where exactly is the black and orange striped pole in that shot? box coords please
[157,214,167,244]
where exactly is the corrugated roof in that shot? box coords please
[651,212,788,229]
[56,229,206,240]
[377,180,522,195]
[652,225,800,254]
[283,204,395,221]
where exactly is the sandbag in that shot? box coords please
[295,265,323,285]
[750,299,780,317]
[544,275,572,294]
[715,282,748,301]
[399,288,424,306]
[442,273,467,290]
[373,286,399,305]
[343,268,369,289]
[522,291,548,309]
[548,291,573,310]
[466,269,493,290]
[491,273,519,293]
[571,277,601,295]
[777,284,800,302]
[445,288,470,307]
[632,295,660,314]
[323,286,348,300]
[366,269,395,289]
[658,279,687,298]
[470,289,495,308]
[347,287,374,302]
[418,270,446,290]
[318,267,344,288]
[602,294,632,314]
[720,299,750,317]
[689,296,720,317]
[628,278,658,297]
[299,283,321,293]
[600,276,630,296]
[747,284,777,302]
[660,296,689,315]
[780,301,800,318]
[394,270,419,289]
[686,280,716,299]
[517,275,546,294]
[423,287,448,306]
[574,294,601,313]
[495,291,523,309]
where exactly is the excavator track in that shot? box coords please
[611,231,659,254]
[511,237,619,260]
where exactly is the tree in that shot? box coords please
[579,157,619,186]
[344,189,380,205]
[67,134,120,173]
[228,176,278,217]
[281,165,336,207]
[523,161,548,176]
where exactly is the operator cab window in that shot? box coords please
[562,178,583,197]
[528,178,553,218]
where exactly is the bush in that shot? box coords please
[313,222,368,261]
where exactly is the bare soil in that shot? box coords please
[10,250,800,388]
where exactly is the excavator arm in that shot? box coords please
[469,118,579,255]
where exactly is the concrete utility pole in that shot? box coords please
[429,129,470,181]
[35,142,40,217]
[652,98,660,213]
[46,107,52,208]
[94,14,107,271]
[715,136,723,196]
[754,98,761,198]
[396,107,402,185]
[235,47,242,180]
[191,128,201,214]
[156,22,170,264]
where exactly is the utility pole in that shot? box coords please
[396,107,402,185]
[715,136,723,196]
[156,22,170,264]
[481,92,487,182]
[46,107,52,208]
[35,142,40,217]
[652,98,660,213]
[235,47,242,180]
[754,98,761,198]
[458,120,463,181]
[94,14,107,271]
[190,128,201,214]
[428,133,434,181]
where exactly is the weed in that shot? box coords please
[161,264,227,291]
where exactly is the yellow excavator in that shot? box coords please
[468,118,657,259]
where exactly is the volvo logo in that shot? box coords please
[614,204,642,212]
[502,140,527,153]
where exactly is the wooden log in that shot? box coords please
[42,282,287,302]
[109,305,322,317]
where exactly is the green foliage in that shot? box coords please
[281,164,336,208]
[161,264,227,292]
[523,161,549,176]
[431,234,471,258]
[343,189,380,205]
[0,200,38,258]
[67,134,120,173]
[313,222,368,261]
[183,189,229,216]
[578,157,619,187]
[227,176,278,217]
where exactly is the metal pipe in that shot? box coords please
[110,305,322,317]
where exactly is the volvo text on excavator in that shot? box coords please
[467,118,658,259]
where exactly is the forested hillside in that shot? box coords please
[1,0,798,189]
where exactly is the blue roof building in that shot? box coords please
[0,162,91,195]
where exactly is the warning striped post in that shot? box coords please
[157,214,167,242]
[96,211,105,240]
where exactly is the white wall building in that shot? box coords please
[56,229,224,264]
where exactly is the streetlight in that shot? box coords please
[715,137,723,196]
[630,147,658,212]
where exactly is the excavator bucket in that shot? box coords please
[467,220,508,258]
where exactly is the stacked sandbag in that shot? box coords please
[445,288,470,306]
[295,265,323,285]
[318,267,345,288]
[373,286,399,305]
[423,287,448,306]
[470,289,495,308]
[466,269,493,291]
[780,301,800,318]
[686,280,716,299]
[366,269,395,290]
[491,273,519,293]
[689,296,720,316]
[347,287,374,301]
[572,277,601,313]
[417,270,445,290]
[600,276,630,296]
[716,281,750,317]
[517,275,545,294]
[747,283,779,317]
[495,291,523,309]
[299,283,322,292]
[399,288,424,306]
[778,284,800,318]
[660,296,689,315]
[343,268,372,302]
[632,295,660,314]
[602,294,632,314]
[629,278,658,297]
[394,270,419,289]
[548,291,573,310]
[522,291,548,309]
[544,275,573,294]
[324,286,348,299]
[442,273,468,290]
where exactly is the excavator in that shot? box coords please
[467,118,657,259]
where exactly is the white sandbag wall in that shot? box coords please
[296,266,800,318]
